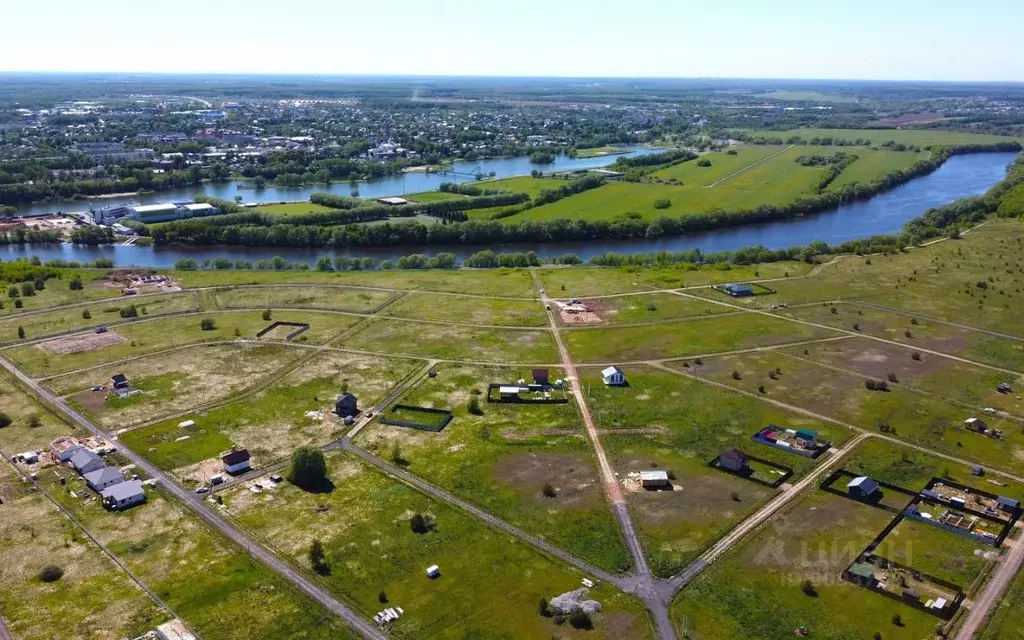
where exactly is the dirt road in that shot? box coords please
[955,529,1024,639]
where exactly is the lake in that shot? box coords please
[1,151,1017,267]
[12,148,662,217]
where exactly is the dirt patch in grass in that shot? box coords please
[628,470,757,527]
[818,341,954,378]
[73,388,111,415]
[492,451,603,508]
[39,330,124,354]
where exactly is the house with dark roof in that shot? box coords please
[111,373,130,391]
[997,496,1021,512]
[84,467,124,492]
[70,449,104,475]
[718,448,750,472]
[847,476,880,500]
[222,449,252,475]
[532,369,550,386]
[101,480,146,510]
[335,393,358,418]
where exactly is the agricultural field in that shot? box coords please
[56,343,301,428]
[2,310,360,376]
[753,128,1023,147]
[355,363,632,573]
[649,145,782,185]
[119,350,421,482]
[0,291,199,345]
[340,318,557,363]
[382,292,547,327]
[213,285,396,312]
[225,452,653,639]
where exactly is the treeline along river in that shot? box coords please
[0,151,1016,267]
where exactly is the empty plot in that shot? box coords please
[828,149,929,190]
[383,292,547,327]
[650,146,782,185]
[537,263,809,297]
[214,285,395,312]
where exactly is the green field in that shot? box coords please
[745,128,1023,147]
[383,292,547,326]
[827,148,929,190]
[341,318,557,362]
[253,202,335,215]
[650,145,782,185]
[213,285,396,312]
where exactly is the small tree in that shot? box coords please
[467,395,483,415]
[801,579,818,597]
[120,304,138,319]
[309,538,330,575]
[262,309,272,321]
[569,608,593,630]
[69,277,83,291]
[28,414,42,428]
[542,483,557,498]
[410,513,432,534]
[18,325,25,339]
[378,590,388,604]
[82,309,91,319]
[200,317,217,331]
[911,352,922,361]
[8,285,19,298]
[892,613,903,627]
[20,282,35,297]
[538,597,552,617]
[389,441,406,466]
[14,299,22,309]
[731,370,742,380]
[38,565,64,583]
[887,372,899,383]
[0,412,11,428]
[290,446,328,490]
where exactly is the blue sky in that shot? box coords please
[3,0,1022,81]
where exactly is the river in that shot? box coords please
[12,148,662,217]
[1,151,1017,267]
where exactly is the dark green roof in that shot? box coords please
[848,563,875,579]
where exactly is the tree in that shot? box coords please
[696,158,712,167]
[17,325,25,339]
[69,276,83,291]
[261,309,272,321]
[467,395,483,415]
[38,565,64,583]
[0,412,11,428]
[120,304,138,319]
[538,597,551,617]
[20,282,35,297]
[892,614,903,627]
[7,285,17,298]
[315,256,334,271]
[410,512,433,534]
[309,538,330,575]
[14,299,22,309]
[290,446,328,490]
[542,483,557,498]
[801,579,818,597]
[378,591,388,604]
[27,414,42,428]
[82,309,91,319]
[200,317,216,331]
[569,609,593,630]
[389,440,406,466]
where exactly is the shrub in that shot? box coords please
[0,412,11,428]
[38,565,64,583]
[120,304,138,319]
[82,309,91,319]
[7,285,18,298]
[801,579,818,597]
[261,309,272,321]
[865,379,889,391]
[569,609,593,630]
[17,325,25,339]
[911,352,922,361]
[910,317,919,325]
[731,370,742,380]
[69,277,83,291]
[758,385,766,393]
[904,329,913,338]
[731,491,741,501]
[467,395,483,415]
[28,414,42,428]
[853,323,860,331]
[887,372,899,383]
[892,614,903,627]
[410,512,434,534]
[309,539,330,575]
[199,317,216,331]
[14,299,22,308]
[378,590,388,604]
[20,282,35,297]
[646,302,658,311]
[542,483,557,498]
[696,158,712,167]
[653,199,672,210]
[538,597,552,617]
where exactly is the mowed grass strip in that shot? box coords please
[382,292,547,327]
[564,312,835,362]
[341,318,557,362]
[214,285,395,312]
[3,310,359,376]
[355,363,632,573]
[0,292,198,345]
[225,453,653,640]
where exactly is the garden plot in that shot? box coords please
[355,363,631,573]
[224,453,653,639]
[55,343,301,428]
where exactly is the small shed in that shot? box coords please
[997,496,1020,512]
[972,465,985,476]
[718,448,750,472]
[639,470,670,488]
[964,417,987,432]
[70,449,104,475]
[426,564,440,579]
[222,449,252,475]
[335,393,358,418]
[847,476,880,499]
[847,562,878,586]
[111,373,130,391]
[84,467,124,492]
[998,383,1012,394]
[723,283,754,297]
[499,386,521,401]
[794,429,817,443]
[532,369,550,386]
[601,366,626,386]
[101,480,146,510]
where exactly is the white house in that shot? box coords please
[101,480,146,510]
[83,467,124,492]
[601,366,626,386]
[222,449,252,475]
[70,449,105,475]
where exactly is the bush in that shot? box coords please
[911,352,922,361]
[801,579,818,597]
[0,412,11,428]
[120,304,138,319]
[538,597,552,617]
[731,370,742,380]
[38,565,64,583]
[309,538,330,575]
[7,285,18,298]
[467,395,483,415]
[17,325,25,339]
[569,609,593,630]
[542,483,557,498]
[28,414,42,428]
[410,512,434,534]
[892,614,903,627]
[261,309,272,321]
[378,590,388,604]
[82,309,91,319]
[199,317,217,331]
[653,199,672,210]
[290,446,328,490]
[887,372,899,383]
[20,282,35,297]
[14,299,22,309]
[865,379,890,391]
[69,277,83,290]
[696,158,712,167]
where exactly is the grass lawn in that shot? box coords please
[670,489,939,640]
[0,369,88,454]
[120,350,421,480]
[213,285,396,312]
[827,148,929,190]
[650,145,782,185]
[354,363,632,573]
[36,471,358,640]
[563,312,835,363]
[0,292,199,345]
[57,343,302,428]
[0,270,124,317]
[253,202,335,215]
[537,263,810,296]
[476,175,570,197]
[404,191,467,203]
[382,292,547,327]
[341,318,557,363]
[3,310,359,376]
[572,146,633,159]
[225,452,653,640]
[873,517,990,588]
[582,365,831,576]
[0,464,167,640]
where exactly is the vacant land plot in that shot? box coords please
[214,285,395,313]
[650,146,781,185]
[537,263,809,297]
[4,310,359,376]
[341,318,557,363]
[0,292,198,344]
[978,560,1024,639]
[748,128,1023,147]
[57,343,300,428]
[0,463,166,640]
[564,312,835,363]
[383,292,547,327]
[0,370,86,454]
[827,148,929,190]
[355,363,631,573]
[226,453,652,639]
[670,489,939,640]
[873,517,990,588]
[0,270,125,317]
[36,470,357,640]
[120,351,420,480]
[569,292,736,325]
[582,365,831,576]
